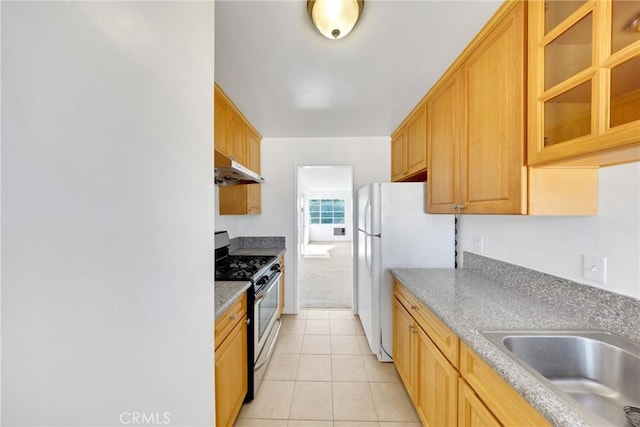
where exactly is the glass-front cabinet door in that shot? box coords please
[528,0,640,166]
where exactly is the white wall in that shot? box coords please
[459,162,640,298]
[306,190,352,242]
[215,137,390,313]
[2,2,215,425]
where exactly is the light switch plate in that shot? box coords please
[583,254,607,284]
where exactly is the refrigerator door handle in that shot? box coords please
[357,228,381,238]
[365,234,371,275]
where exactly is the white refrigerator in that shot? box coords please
[357,182,455,362]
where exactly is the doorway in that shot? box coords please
[296,165,354,309]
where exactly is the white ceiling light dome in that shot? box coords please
[307,0,364,40]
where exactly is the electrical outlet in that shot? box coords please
[472,235,484,253]
[583,254,607,284]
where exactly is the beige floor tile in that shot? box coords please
[304,309,331,319]
[301,334,331,355]
[369,382,419,422]
[235,419,289,427]
[352,319,365,336]
[287,421,334,427]
[330,335,361,355]
[281,319,307,335]
[293,310,309,319]
[332,382,378,421]
[282,314,304,325]
[362,356,400,383]
[238,380,294,419]
[334,423,379,427]
[297,354,332,381]
[289,381,333,420]
[330,320,357,335]
[357,335,372,355]
[329,310,356,320]
[264,354,300,380]
[331,355,368,382]
[305,319,331,335]
[274,334,304,354]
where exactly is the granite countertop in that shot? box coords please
[229,247,285,257]
[214,281,251,320]
[390,265,639,427]
[229,236,286,258]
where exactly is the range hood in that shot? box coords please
[214,151,265,186]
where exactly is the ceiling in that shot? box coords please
[215,0,502,138]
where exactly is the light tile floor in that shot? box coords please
[236,309,420,427]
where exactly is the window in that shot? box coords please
[309,199,345,225]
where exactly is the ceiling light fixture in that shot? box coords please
[307,0,364,40]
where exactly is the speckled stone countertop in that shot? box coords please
[391,254,640,427]
[214,281,251,320]
[230,247,285,257]
[229,236,285,257]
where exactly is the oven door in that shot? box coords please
[254,273,281,361]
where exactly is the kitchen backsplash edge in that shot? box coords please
[463,252,640,342]
[229,236,286,251]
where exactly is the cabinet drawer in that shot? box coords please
[215,293,247,349]
[394,280,459,368]
[459,342,550,427]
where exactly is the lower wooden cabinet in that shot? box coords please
[416,323,459,427]
[458,378,500,427]
[393,298,416,397]
[393,297,458,427]
[393,279,551,427]
[214,295,248,427]
[459,341,550,427]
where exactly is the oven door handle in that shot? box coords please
[255,318,281,371]
[254,272,281,303]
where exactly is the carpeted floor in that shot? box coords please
[300,241,353,308]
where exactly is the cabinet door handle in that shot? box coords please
[230,313,237,321]
[411,305,417,310]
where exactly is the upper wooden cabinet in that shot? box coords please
[391,101,428,182]
[214,93,230,158]
[528,0,640,166]
[427,73,460,213]
[391,130,407,181]
[428,2,528,214]
[215,83,263,215]
[426,0,598,215]
[214,84,250,165]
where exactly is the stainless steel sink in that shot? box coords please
[480,330,640,426]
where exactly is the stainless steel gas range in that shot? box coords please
[214,231,282,401]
